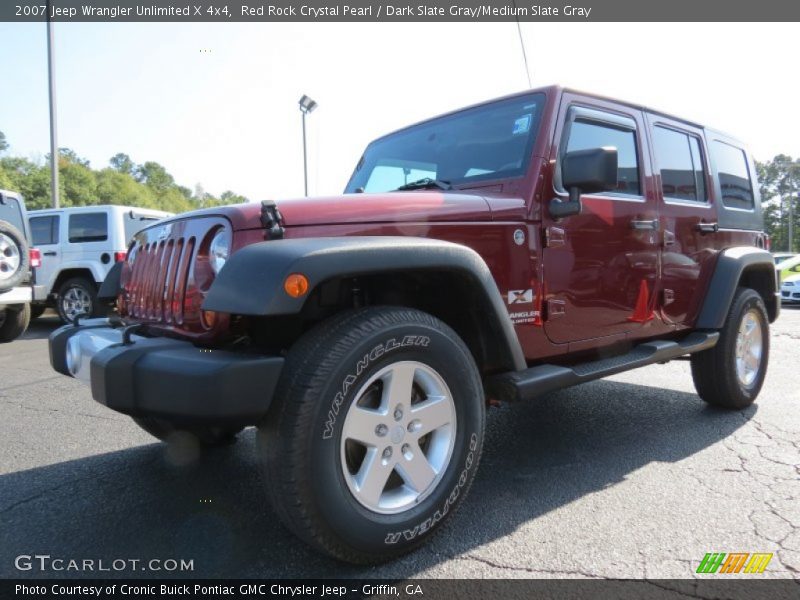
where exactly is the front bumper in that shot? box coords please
[781,289,800,302]
[49,319,284,426]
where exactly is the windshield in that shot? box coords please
[345,93,545,193]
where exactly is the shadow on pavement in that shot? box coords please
[0,376,754,579]
[22,314,64,341]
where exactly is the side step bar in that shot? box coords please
[487,331,719,403]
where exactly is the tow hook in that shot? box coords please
[120,323,144,346]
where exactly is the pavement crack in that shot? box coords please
[0,399,118,421]
[458,553,608,578]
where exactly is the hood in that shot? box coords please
[273,192,493,226]
[177,192,494,231]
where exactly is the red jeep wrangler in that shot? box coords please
[50,86,779,563]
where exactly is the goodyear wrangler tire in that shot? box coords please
[691,287,769,409]
[259,307,485,564]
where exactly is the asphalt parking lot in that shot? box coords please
[1,309,799,580]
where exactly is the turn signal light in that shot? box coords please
[114,251,127,263]
[201,310,217,328]
[284,273,309,298]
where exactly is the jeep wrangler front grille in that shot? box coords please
[128,236,195,324]
[121,216,230,335]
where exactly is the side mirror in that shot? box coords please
[549,146,618,219]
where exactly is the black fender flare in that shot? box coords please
[696,247,779,329]
[202,236,527,371]
[98,261,123,300]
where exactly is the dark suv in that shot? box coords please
[49,86,778,563]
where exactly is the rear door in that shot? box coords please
[543,94,662,345]
[29,213,61,293]
[645,114,718,327]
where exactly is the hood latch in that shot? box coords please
[260,200,285,240]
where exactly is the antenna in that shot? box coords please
[512,0,532,88]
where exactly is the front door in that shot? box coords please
[543,95,661,345]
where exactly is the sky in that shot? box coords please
[1,21,798,201]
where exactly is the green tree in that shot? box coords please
[0,156,51,208]
[96,168,155,208]
[56,148,90,167]
[58,152,98,206]
[109,152,136,175]
[0,144,248,213]
[136,161,175,193]
[756,155,799,253]
[0,130,8,153]
[0,165,14,189]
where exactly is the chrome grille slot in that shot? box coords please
[174,237,195,325]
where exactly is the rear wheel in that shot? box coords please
[259,307,485,564]
[0,304,31,343]
[56,277,98,324]
[132,417,243,447]
[691,287,769,409]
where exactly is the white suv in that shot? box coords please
[28,205,171,323]
[0,190,41,342]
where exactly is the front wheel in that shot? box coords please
[691,287,769,409]
[259,307,485,564]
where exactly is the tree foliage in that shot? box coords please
[756,155,800,253]
[0,133,248,212]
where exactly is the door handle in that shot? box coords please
[630,219,658,230]
[43,251,57,256]
[696,222,719,234]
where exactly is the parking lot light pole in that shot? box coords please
[47,12,60,208]
[298,95,318,197]
[776,160,797,252]
[789,173,795,253]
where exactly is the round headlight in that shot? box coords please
[209,229,230,274]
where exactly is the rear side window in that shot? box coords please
[712,141,754,210]
[652,126,707,202]
[0,196,26,233]
[68,212,108,243]
[30,215,59,245]
[123,213,161,245]
[566,119,640,195]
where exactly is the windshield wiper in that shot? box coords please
[395,177,452,191]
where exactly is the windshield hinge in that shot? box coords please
[261,200,285,240]
[544,226,566,248]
